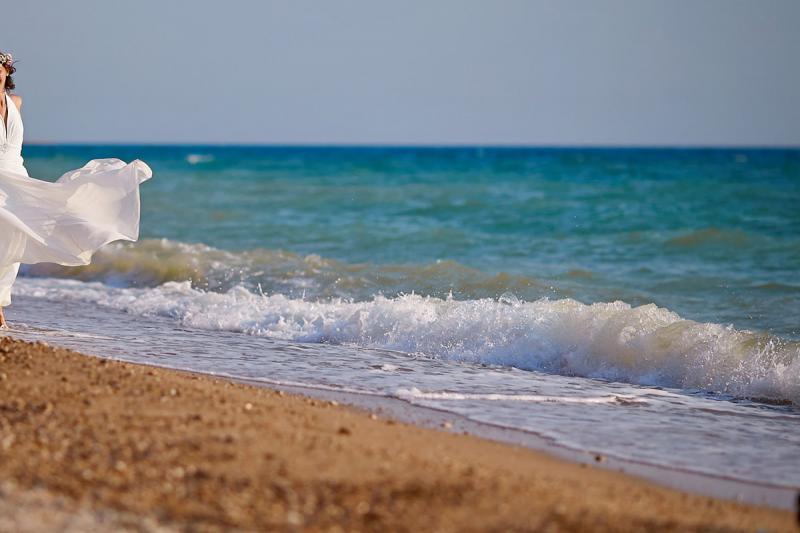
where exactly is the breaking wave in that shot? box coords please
[15,277,800,405]
[21,238,555,301]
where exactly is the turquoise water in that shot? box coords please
[25,146,800,338]
[10,145,800,491]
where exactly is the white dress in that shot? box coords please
[0,92,152,306]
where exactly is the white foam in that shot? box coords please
[185,154,214,165]
[395,388,646,405]
[15,278,800,404]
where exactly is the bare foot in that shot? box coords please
[0,308,8,330]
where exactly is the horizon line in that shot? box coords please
[23,141,800,151]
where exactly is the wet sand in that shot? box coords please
[0,336,795,531]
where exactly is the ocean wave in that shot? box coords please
[664,227,752,248]
[15,278,800,405]
[21,238,554,301]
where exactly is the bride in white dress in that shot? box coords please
[0,50,152,328]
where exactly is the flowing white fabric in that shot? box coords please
[0,92,152,306]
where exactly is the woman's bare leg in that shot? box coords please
[0,263,21,329]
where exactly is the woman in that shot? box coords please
[0,50,152,328]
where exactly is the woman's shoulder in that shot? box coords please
[9,94,22,111]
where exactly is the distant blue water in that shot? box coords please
[9,145,800,491]
[24,145,800,338]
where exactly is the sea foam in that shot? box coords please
[16,278,800,404]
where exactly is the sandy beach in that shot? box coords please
[0,336,794,532]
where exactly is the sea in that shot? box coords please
[8,145,800,502]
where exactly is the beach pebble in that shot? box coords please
[1,434,15,450]
[286,510,304,526]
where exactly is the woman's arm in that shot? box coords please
[10,94,22,112]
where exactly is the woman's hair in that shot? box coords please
[1,52,15,91]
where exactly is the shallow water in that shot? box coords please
[11,145,800,489]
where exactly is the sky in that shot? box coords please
[4,0,800,146]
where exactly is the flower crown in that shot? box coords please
[0,52,13,66]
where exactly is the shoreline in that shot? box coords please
[224,373,800,510]
[7,298,797,510]
[0,336,795,531]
